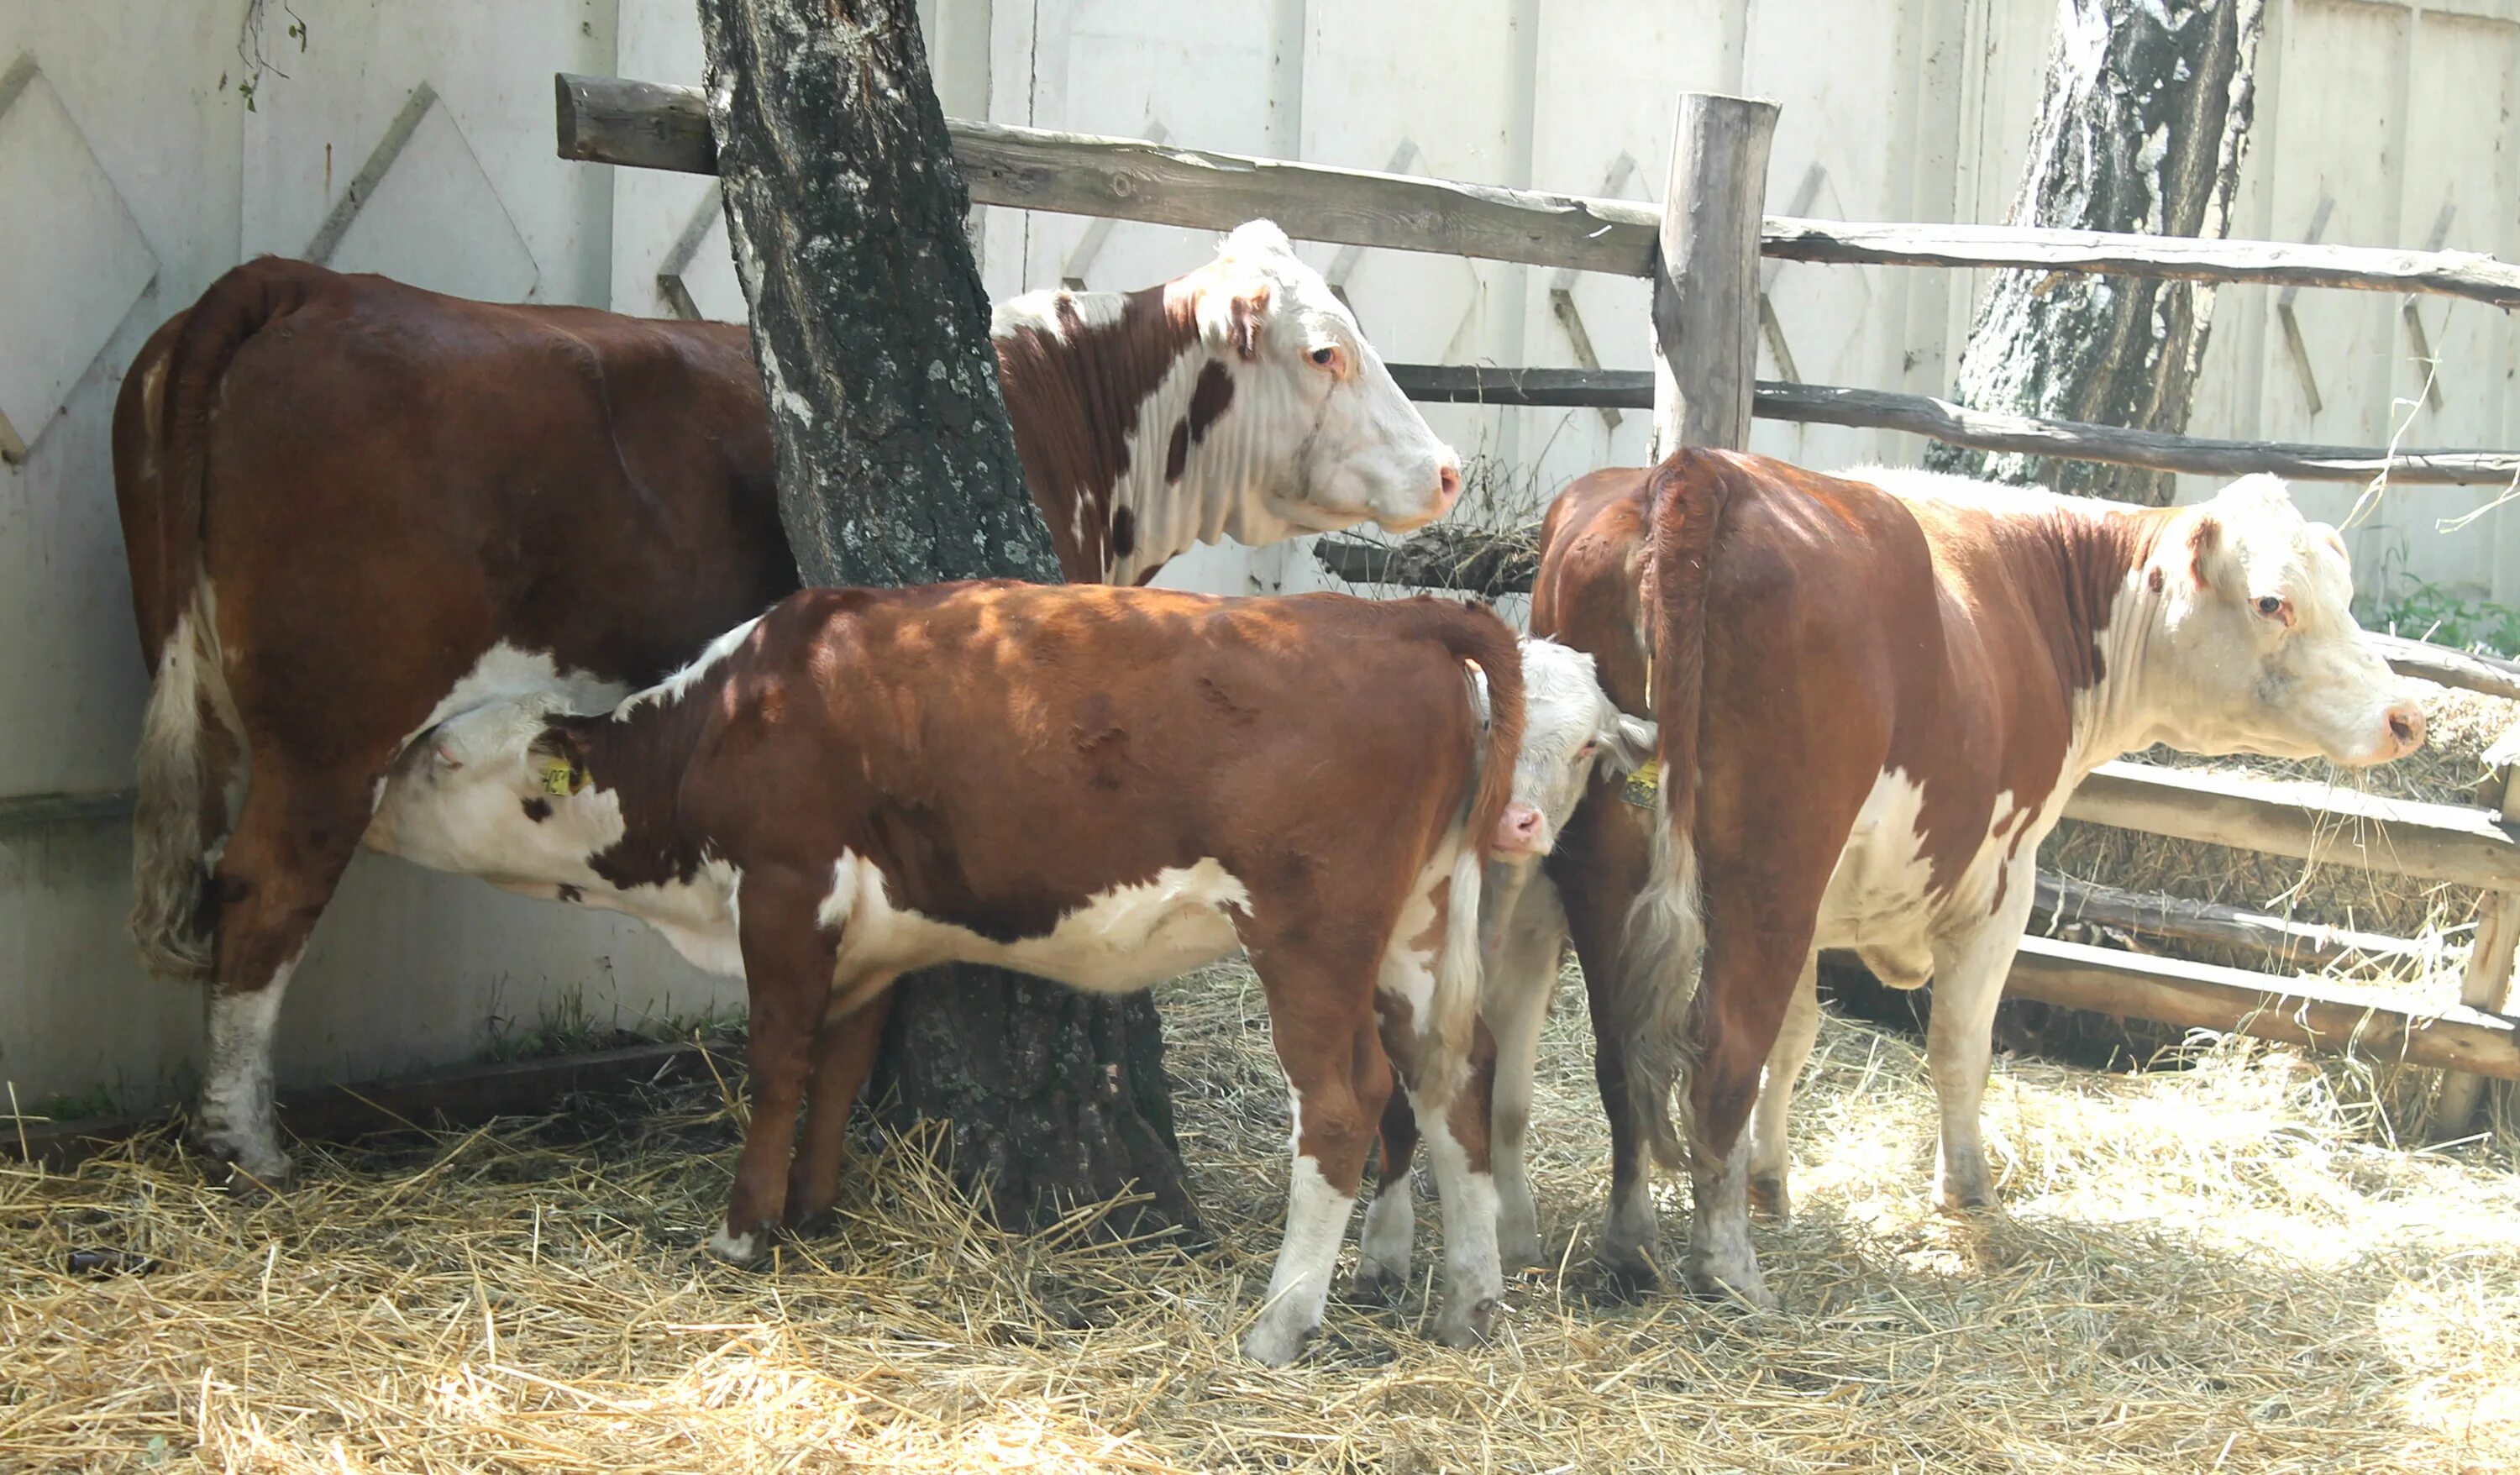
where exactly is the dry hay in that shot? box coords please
[11,960,2520,1473]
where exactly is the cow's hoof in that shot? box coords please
[1431,1295,1499,1349]
[1594,1241,1662,1299]
[199,1139,294,1197]
[705,1226,766,1266]
[1241,1315,1317,1367]
[1936,1182,2000,1215]
[1347,1259,1408,1304]
[1499,1225,1545,1273]
[1747,1171,1792,1222]
[1682,1262,1778,1312]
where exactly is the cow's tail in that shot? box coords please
[1420,600,1526,1091]
[124,260,313,983]
[1620,449,1732,1172]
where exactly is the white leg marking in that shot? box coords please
[1417,1113,1504,1349]
[198,958,297,1184]
[1243,1155,1356,1366]
[1483,872,1566,1271]
[706,1226,764,1264]
[1748,953,1821,1220]
[1683,1126,1774,1309]
[1926,879,2038,1211]
[1353,1173,1415,1297]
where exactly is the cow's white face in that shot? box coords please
[1197,220,1462,533]
[369,696,624,890]
[1486,638,1656,858]
[2138,475,2424,768]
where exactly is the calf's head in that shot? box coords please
[370,697,622,890]
[1197,220,1462,533]
[1483,638,1656,858]
[2134,475,2423,768]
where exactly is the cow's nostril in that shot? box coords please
[1436,465,1462,505]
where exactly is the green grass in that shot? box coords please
[2359,560,2520,659]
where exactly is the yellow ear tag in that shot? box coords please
[540,762,584,798]
[1622,758,1662,809]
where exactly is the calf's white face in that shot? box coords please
[1486,638,1656,858]
[2138,475,2424,769]
[1203,221,1462,533]
[367,696,622,892]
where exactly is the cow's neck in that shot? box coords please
[2046,504,2182,779]
[996,283,1291,587]
[570,669,727,895]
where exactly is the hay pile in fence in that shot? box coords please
[11,959,2520,1472]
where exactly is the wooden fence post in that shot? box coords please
[2436,729,2520,1136]
[1651,92,1780,458]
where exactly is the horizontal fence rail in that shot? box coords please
[1386,365,2520,486]
[557,72,2520,306]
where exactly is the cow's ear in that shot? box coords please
[1229,285,1270,360]
[1599,713,1659,774]
[528,725,592,797]
[2186,512,2224,593]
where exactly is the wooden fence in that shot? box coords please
[557,75,2520,1126]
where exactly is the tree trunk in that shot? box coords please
[696,0,1200,1238]
[1924,0,2265,504]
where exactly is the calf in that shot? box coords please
[116,220,1460,1189]
[365,580,1601,1364]
[1534,450,2422,1305]
[1352,643,1656,1296]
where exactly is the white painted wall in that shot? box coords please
[4,0,2512,1112]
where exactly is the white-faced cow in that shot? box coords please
[1350,642,1656,1296]
[1524,449,2422,1306]
[363,580,1555,1364]
[113,221,1458,1189]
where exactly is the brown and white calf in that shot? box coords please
[1351,643,1656,1296]
[361,581,1618,1364]
[1528,449,2423,1305]
[113,220,1459,1189]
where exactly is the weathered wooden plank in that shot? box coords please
[1651,93,1777,458]
[1761,380,2520,486]
[2064,759,2520,892]
[2033,871,2432,969]
[555,72,2520,307]
[2007,934,2520,1079]
[1385,364,1652,409]
[0,787,136,836]
[2366,634,2520,702]
[1761,218,2520,310]
[2435,748,2520,1131]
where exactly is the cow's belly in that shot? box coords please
[821,852,1252,996]
[1812,767,2026,985]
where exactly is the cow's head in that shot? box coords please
[1194,220,1462,533]
[370,696,623,890]
[2134,475,2424,768]
[1481,638,1657,858]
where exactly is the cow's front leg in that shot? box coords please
[716,872,840,1263]
[1483,869,1567,1271]
[1352,1091,1417,1303]
[785,979,898,1231]
[1924,878,2038,1211]
[1746,953,1820,1220]
[1553,795,1663,1291]
[1411,1020,1504,1348]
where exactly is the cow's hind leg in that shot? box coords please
[1746,953,1820,1221]
[785,980,898,1231]
[1352,1091,1417,1302]
[196,766,380,1188]
[716,872,840,1262]
[1374,909,1504,1350]
[1554,800,1661,1290]
[1925,875,2038,1211]
[1242,944,1388,1366]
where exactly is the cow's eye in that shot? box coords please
[2255,595,2286,618]
[1309,345,1342,375]
[1577,743,1598,760]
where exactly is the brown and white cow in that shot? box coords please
[1523,449,2422,1306]
[113,221,1458,1189]
[362,580,1554,1363]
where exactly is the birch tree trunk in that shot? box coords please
[1925,0,2265,504]
[696,0,1200,1236]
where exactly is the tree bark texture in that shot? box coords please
[1925,0,2265,503]
[696,0,1199,1238]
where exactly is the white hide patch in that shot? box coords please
[368,641,629,818]
[615,617,762,722]
[816,853,1252,996]
[1814,769,2063,984]
[990,286,1129,343]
